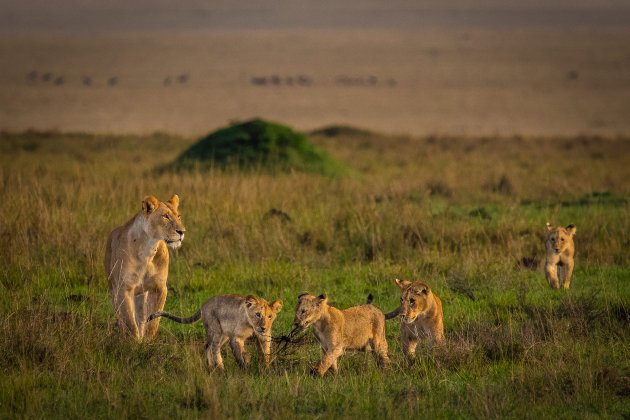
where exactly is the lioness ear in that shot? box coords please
[168,194,180,210]
[317,293,328,304]
[142,196,159,215]
[245,295,257,308]
[421,287,429,295]
[297,292,309,301]
[395,278,411,289]
[271,300,283,313]
[566,224,576,236]
[545,222,553,232]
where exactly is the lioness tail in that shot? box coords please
[384,307,401,320]
[147,309,201,324]
[366,293,374,304]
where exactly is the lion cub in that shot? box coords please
[148,294,282,370]
[385,279,444,359]
[545,223,577,289]
[293,293,391,376]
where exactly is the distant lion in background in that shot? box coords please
[544,223,576,289]
[104,194,185,340]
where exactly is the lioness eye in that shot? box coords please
[301,309,306,314]
[256,312,261,318]
[409,298,415,304]
[268,315,272,319]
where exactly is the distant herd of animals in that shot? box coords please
[25,71,397,88]
[26,70,189,87]
[105,195,576,375]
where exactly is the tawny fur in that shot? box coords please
[104,194,185,340]
[148,294,282,371]
[293,293,390,376]
[544,223,577,289]
[384,279,444,359]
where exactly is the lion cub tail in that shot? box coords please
[147,309,201,324]
[384,307,401,320]
[366,293,374,304]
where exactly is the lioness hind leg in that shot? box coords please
[144,285,167,339]
[206,335,226,371]
[372,339,391,369]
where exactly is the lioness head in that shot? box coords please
[395,279,433,324]
[244,295,283,337]
[545,223,576,254]
[141,194,186,249]
[293,292,328,330]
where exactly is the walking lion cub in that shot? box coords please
[545,222,577,289]
[293,292,391,376]
[148,294,282,371]
[385,279,444,359]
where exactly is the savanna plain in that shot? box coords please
[1,128,629,418]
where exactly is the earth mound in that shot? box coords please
[167,119,342,175]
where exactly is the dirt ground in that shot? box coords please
[0,27,628,136]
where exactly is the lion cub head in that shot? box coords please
[141,195,186,249]
[293,293,328,329]
[395,279,434,324]
[244,295,283,337]
[545,223,576,254]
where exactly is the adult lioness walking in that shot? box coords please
[104,195,185,340]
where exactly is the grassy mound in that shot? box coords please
[169,119,342,175]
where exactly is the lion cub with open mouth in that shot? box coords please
[385,279,444,359]
[148,294,282,371]
[293,292,391,376]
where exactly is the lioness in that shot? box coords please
[545,222,576,289]
[104,195,185,340]
[293,292,391,376]
[148,294,283,370]
[385,279,444,359]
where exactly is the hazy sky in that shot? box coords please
[1,0,629,33]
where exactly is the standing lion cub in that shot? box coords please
[148,294,282,371]
[293,292,391,376]
[545,222,576,289]
[385,279,444,359]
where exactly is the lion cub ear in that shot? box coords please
[245,295,257,308]
[395,278,411,289]
[142,196,159,215]
[566,224,576,236]
[317,293,328,304]
[168,194,180,210]
[545,222,553,232]
[297,292,310,301]
[270,300,283,313]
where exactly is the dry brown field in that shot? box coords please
[1,27,629,136]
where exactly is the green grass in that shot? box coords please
[0,130,629,418]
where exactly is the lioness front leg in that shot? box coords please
[230,337,251,368]
[315,348,343,376]
[113,287,140,339]
[562,260,574,289]
[402,328,418,360]
[255,336,272,366]
[144,284,167,339]
[545,263,561,289]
